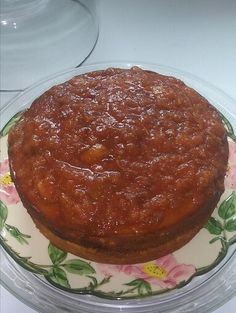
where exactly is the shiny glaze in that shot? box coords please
[8,67,228,240]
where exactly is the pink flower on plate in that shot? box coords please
[0,159,20,204]
[98,254,196,289]
[225,140,236,189]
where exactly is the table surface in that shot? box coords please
[1,0,236,312]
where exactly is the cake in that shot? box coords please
[8,67,229,264]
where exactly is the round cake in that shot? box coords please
[8,67,229,264]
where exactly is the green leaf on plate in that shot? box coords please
[225,218,236,232]
[125,279,152,296]
[218,191,236,220]
[5,223,31,244]
[0,111,24,138]
[0,200,8,231]
[63,259,95,275]
[47,267,70,288]
[48,243,67,265]
[204,217,223,235]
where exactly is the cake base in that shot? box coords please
[33,215,207,264]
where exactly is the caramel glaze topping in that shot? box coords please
[8,67,228,242]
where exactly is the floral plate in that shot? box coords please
[1,63,236,313]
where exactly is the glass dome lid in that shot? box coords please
[0,0,99,90]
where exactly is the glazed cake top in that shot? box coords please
[8,67,228,239]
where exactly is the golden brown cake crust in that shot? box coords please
[8,67,229,264]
